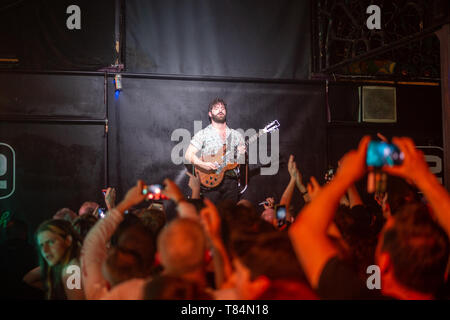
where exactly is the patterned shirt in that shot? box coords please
[190,124,244,164]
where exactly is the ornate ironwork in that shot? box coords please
[313,0,449,80]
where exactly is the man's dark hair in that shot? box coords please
[230,231,307,282]
[139,208,166,241]
[381,203,449,294]
[334,205,378,280]
[208,98,227,113]
[218,200,275,253]
[105,218,156,284]
[72,214,98,243]
[386,176,420,215]
[143,275,213,300]
[207,98,227,123]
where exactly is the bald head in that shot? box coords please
[79,201,99,216]
[157,218,207,275]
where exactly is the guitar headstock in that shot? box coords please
[262,120,280,133]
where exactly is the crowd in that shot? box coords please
[0,135,449,300]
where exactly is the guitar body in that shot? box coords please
[195,145,238,188]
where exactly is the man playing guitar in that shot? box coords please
[184,98,246,204]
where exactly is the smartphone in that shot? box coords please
[97,207,106,218]
[366,141,404,167]
[274,204,286,227]
[142,184,168,200]
[275,204,286,220]
[324,167,335,183]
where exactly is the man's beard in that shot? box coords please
[211,113,226,123]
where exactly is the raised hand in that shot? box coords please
[104,187,116,210]
[382,137,430,183]
[162,178,185,203]
[288,155,298,179]
[335,136,370,183]
[200,198,222,242]
[116,180,147,213]
[306,176,321,200]
[186,171,200,191]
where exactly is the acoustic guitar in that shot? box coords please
[195,120,280,188]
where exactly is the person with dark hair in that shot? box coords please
[184,98,245,204]
[378,203,449,297]
[333,204,380,281]
[376,175,420,219]
[289,136,450,300]
[143,274,213,300]
[137,204,167,241]
[72,214,98,243]
[81,180,156,299]
[227,231,316,300]
[34,219,84,299]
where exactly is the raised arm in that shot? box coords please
[279,155,298,220]
[288,136,370,288]
[162,178,198,220]
[186,171,201,199]
[81,180,147,299]
[383,137,450,236]
[104,187,116,211]
[294,167,311,203]
[200,198,233,289]
[347,184,363,208]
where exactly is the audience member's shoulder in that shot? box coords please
[318,256,393,300]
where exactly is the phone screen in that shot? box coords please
[366,141,404,167]
[142,184,168,200]
[275,205,286,220]
[97,208,106,218]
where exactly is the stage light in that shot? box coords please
[113,74,122,99]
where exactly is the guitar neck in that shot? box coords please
[222,121,279,159]
[245,130,266,148]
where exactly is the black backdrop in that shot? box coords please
[108,77,327,219]
[125,0,311,79]
[0,72,106,233]
[1,0,311,79]
[0,71,327,230]
[0,0,116,70]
